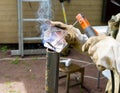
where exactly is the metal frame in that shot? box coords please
[11,0,51,56]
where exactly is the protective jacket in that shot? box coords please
[105,13,120,93]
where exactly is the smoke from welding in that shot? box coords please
[37,0,52,20]
[37,0,53,38]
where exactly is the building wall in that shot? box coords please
[52,0,105,27]
[0,0,105,43]
[0,0,18,43]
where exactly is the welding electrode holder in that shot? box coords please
[76,13,98,37]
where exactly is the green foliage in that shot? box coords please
[0,45,8,52]
[11,57,19,64]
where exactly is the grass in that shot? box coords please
[11,57,19,64]
[0,45,8,52]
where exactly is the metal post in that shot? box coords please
[17,0,24,56]
[45,49,59,93]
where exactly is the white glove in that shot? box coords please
[82,35,120,74]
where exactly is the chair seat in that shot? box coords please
[59,63,84,73]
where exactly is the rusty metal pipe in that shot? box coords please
[45,49,60,93]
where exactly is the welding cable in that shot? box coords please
[110,70,115,93]
[84,75,105,80]
[59,0,68,24]
[61,3,67,24]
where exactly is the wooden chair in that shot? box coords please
[59,63,85,93]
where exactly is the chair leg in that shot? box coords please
[80,82,82,93]
[80,68,85,86]
[66,73,70,93]
[78,68,84,93]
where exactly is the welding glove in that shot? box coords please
[82,35,120,74]
[107,13,120,38]
[50,21,88,53]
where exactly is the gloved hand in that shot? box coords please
[50,21,88,52]
[107,13,120,38]
[82,35,120,74]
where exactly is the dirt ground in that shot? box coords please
[0,48,107,93]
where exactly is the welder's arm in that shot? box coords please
[82,35,120,74]
[50,21,88,44]
[50,21,88,52]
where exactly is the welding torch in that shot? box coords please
[75,13,99,37]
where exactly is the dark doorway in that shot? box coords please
[102,0,120,23]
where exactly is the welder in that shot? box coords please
[50,12,120,93]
